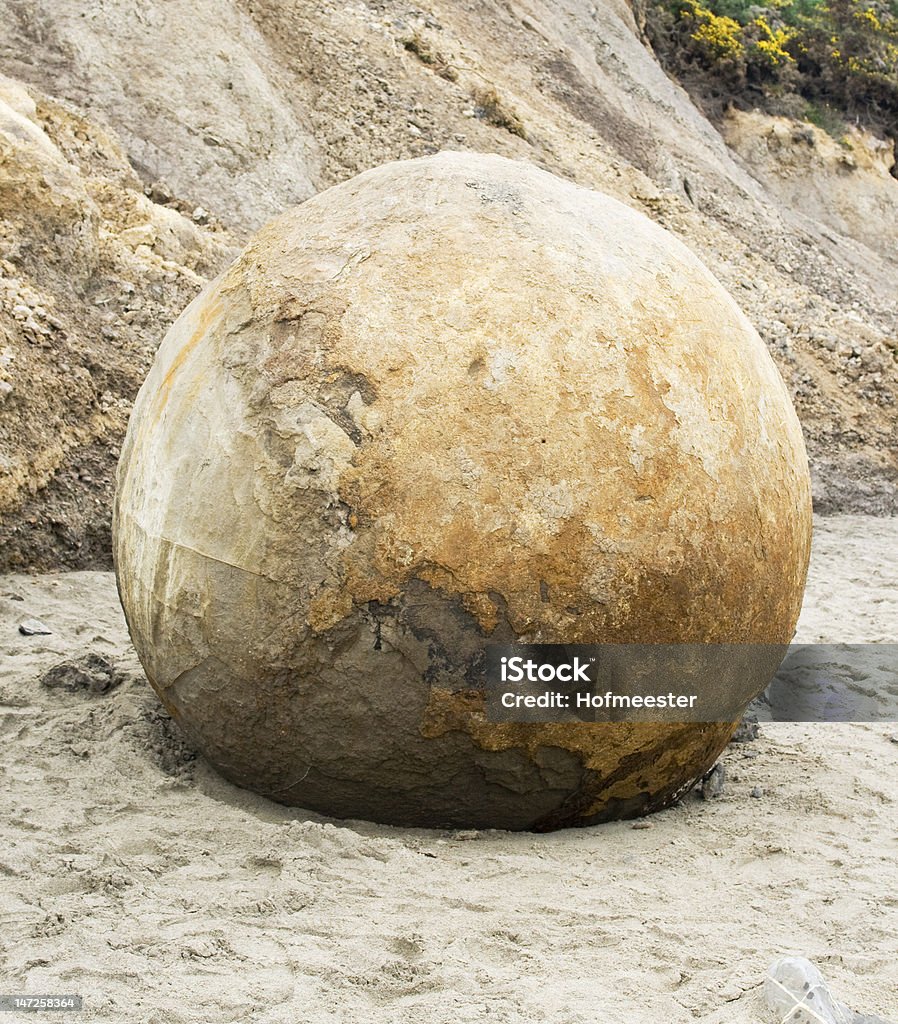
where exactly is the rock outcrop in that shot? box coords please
[724,110,898,266]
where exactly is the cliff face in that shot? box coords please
[0,0,896,569]
[723,110,898,259]
[0,71,235,568]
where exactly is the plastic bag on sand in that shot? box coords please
[765,958,850,1023]
[765,957,893,1024]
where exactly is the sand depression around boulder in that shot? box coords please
[113,152,812,830]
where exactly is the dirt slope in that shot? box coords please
[0,0,896,569]
[0,71,235,569]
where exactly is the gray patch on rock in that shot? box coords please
[464,179,525,213]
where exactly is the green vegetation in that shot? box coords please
[643,0,898,149]
[803,100,850,137]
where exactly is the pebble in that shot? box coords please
[18,617,52,635]
[146,180,173,205]
[700,762,726,800]
[119,224,157,249]
[181,939,216,959]
[750,786,764,798]
[41,654,123,694]
[730,714,760,743]
[631,820,653,830]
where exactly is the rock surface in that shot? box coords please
[113,152,812,829]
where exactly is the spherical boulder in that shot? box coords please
[113,152,811,830]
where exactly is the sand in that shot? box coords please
[1,515,896,1023]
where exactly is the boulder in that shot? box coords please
[113,152,811,830]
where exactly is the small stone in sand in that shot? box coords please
[750,786,763,798]
[41,654,124,695]
[730,713,760,743]
[19,617,51,635]
[700,763,726,800]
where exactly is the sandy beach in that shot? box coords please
[0,514,895,1023]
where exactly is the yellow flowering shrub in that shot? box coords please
[684,1,746,58]
[643,0,898,147]
[751,16,797,65]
